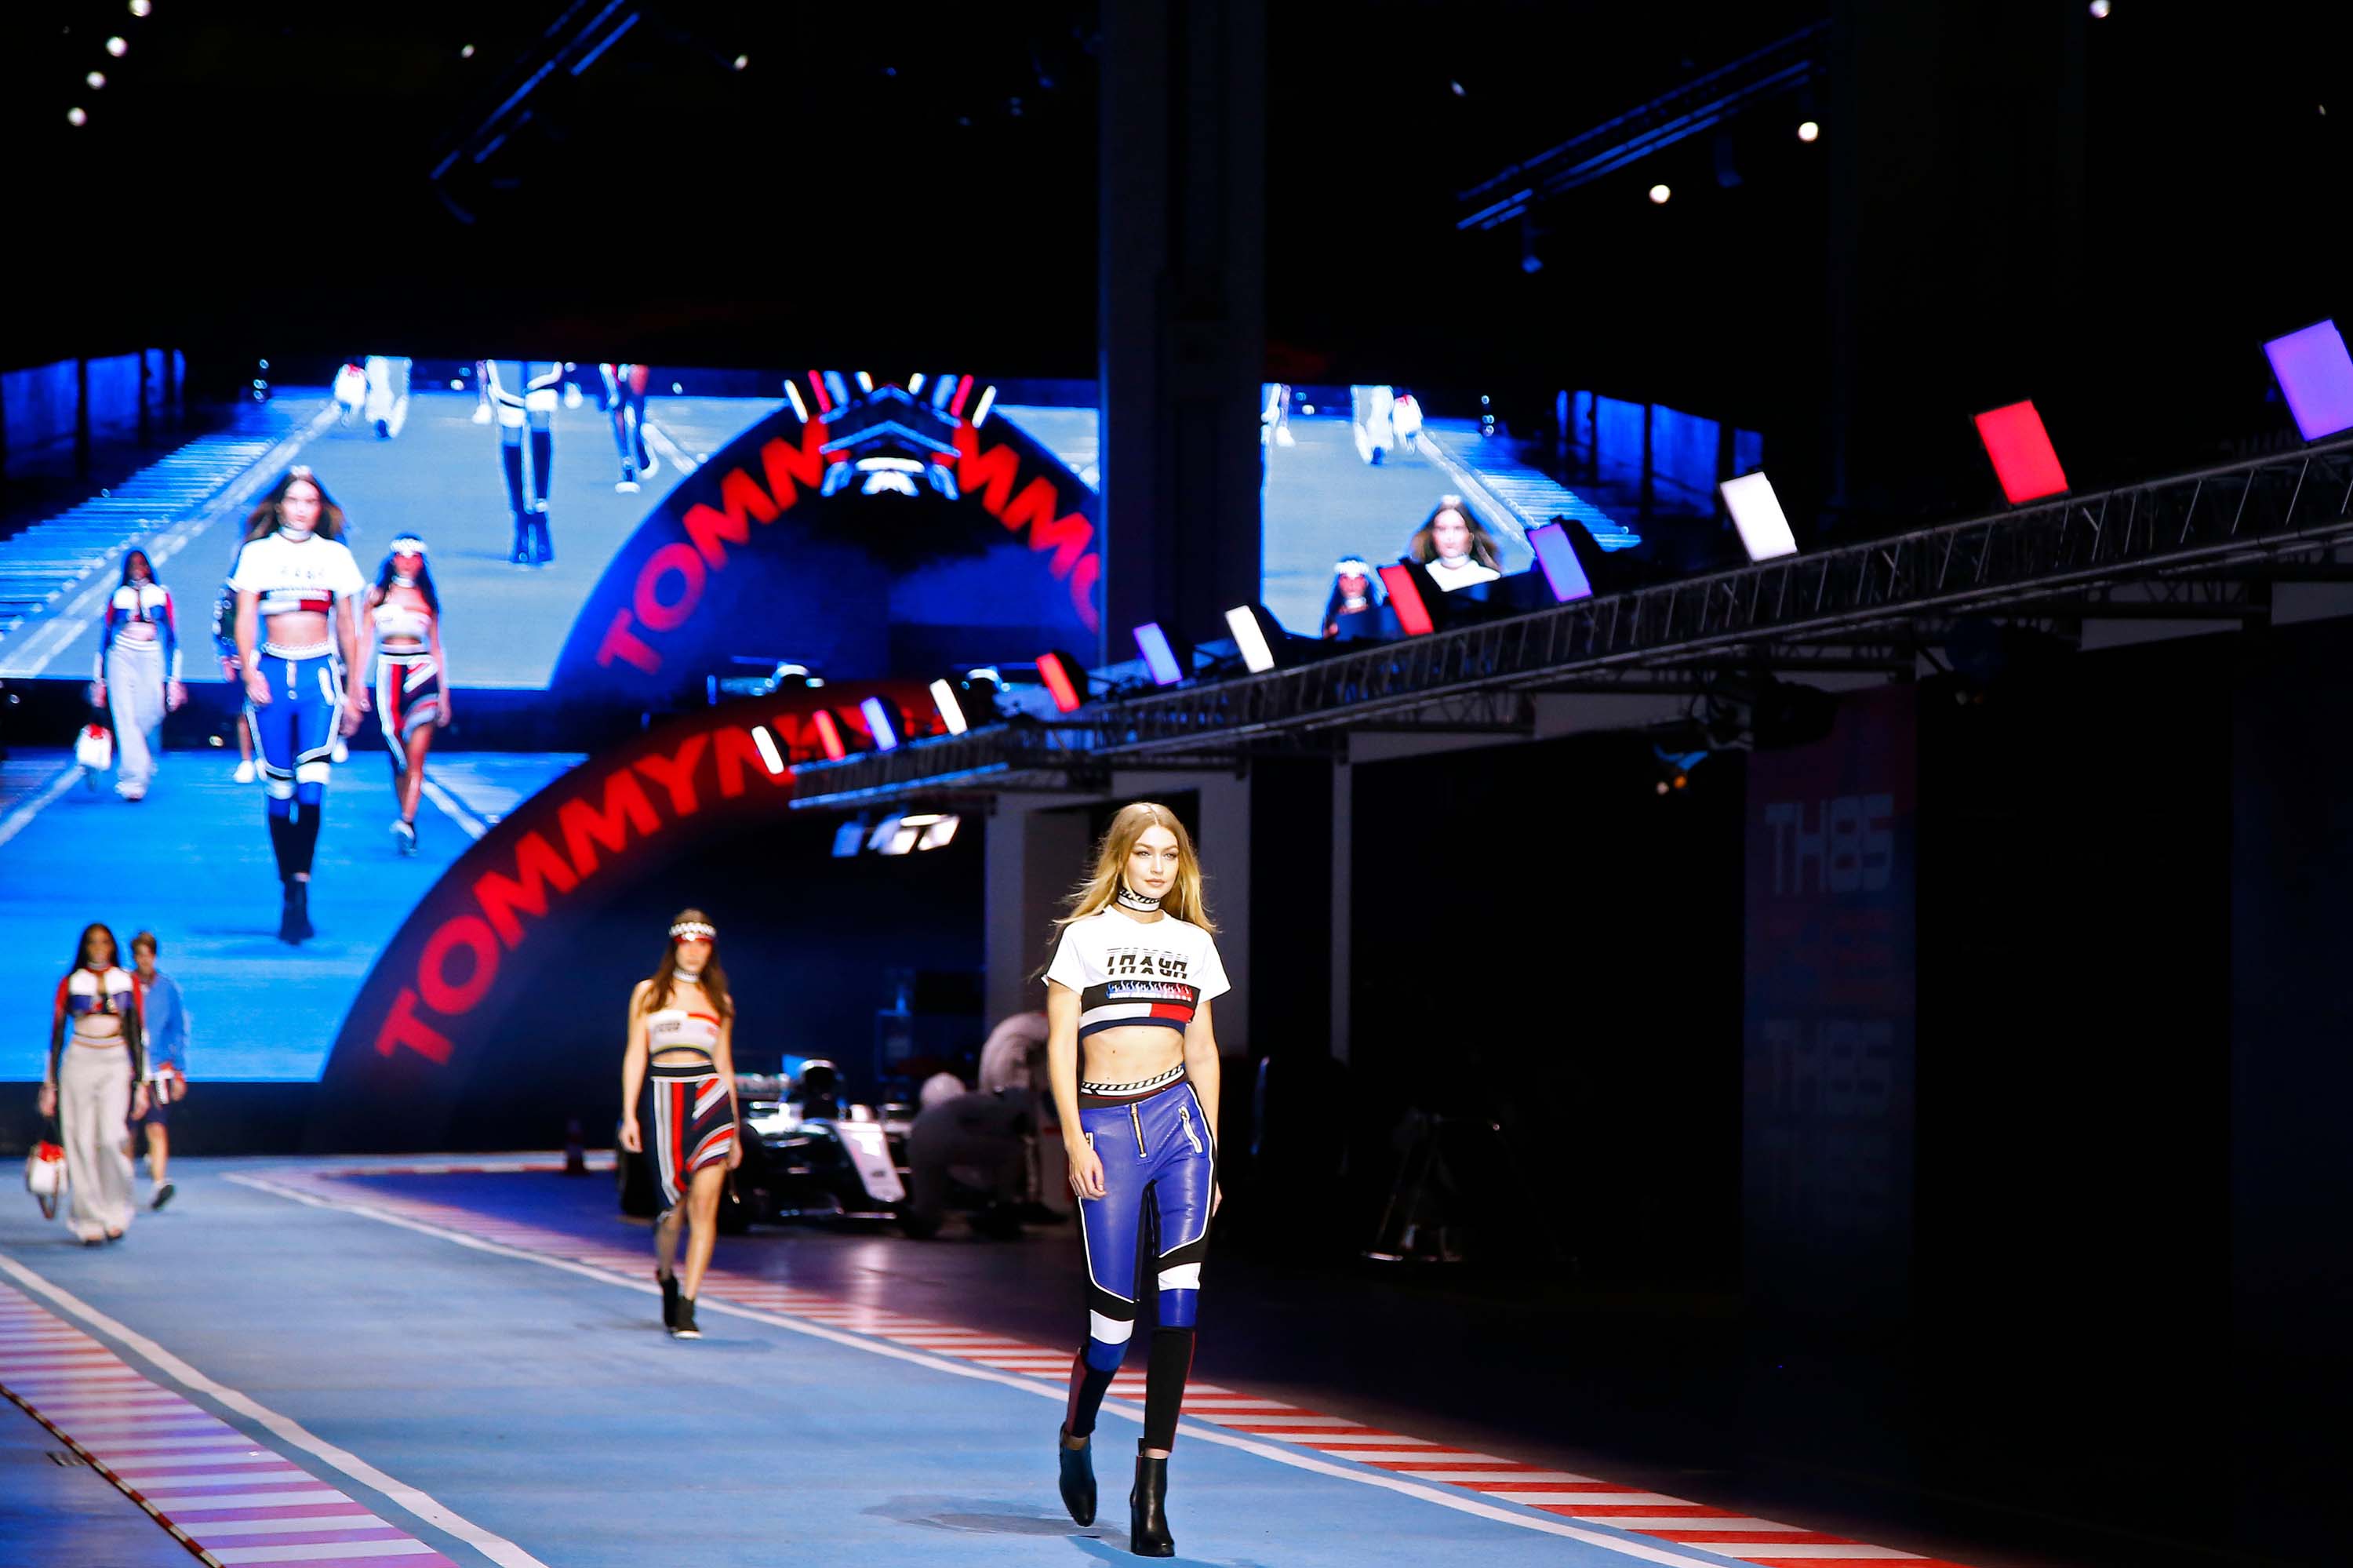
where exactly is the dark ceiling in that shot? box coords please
[5,0,2347,491]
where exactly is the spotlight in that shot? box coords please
[1224,605,1282,672]
[1526,521,1598,602]
[87,71,106,89]
[1133,622,1187,686]
[1373,565,1435,636]
[129,0,151,14]
[1648,184,1671,205]
[809,710,847,762]
[929,678,969,734]
[2263,319,2353,442]
[107,36,128,56]
[1035,650,1086,712]
[750,726,787,776]
[1797,120,1820,143]
[460,44,475,59]
[859,697,902,751]
[1973,401,2069,504]
[67,107,87,127]
[1719,471,1799,562]
[733,54,750,71]
[2089,0,2111,16]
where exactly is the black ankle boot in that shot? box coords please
[1056,1427,1096,1526]
[277,879,301,944]
[1129,1450,1173,1557]
[287,879,314,942]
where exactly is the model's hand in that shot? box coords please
[726,1139,744,1170]
[340,694,367,737]
[166,681,187,712]
[90,681,107,708]
[244,666,272,706]
[131,1084,151,1120]
[37,1083,56,1119]
[1211,1182,1222,1218]
[1065,1137,1107,1201]
[435,704,452,729]
[618,1118,642,1153]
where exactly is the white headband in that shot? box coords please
[670,921,716,942]
[1335,558,1373,577]
[389,536,427,557]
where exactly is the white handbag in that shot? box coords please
[75,722,113,772]
[25,1137,67,1221]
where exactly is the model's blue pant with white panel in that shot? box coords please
[1066,1074,1214,1450]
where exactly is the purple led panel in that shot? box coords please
[2264,320,2353,442]
[1527,522,1595,602]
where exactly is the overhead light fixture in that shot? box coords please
[1035,651,1086,712]
[809,710,847,762]
[750,726,787,776]
[2089,0,2111,16]
[107,36,128,56]
[1133,623,1186,686]
[87,71,107,89]
[129,1,152,15]
[1719,471,1799,562]
[859,697,901,751]
[2263,319,2353,442]
[1972,400,2070,504]
[1526,521,1598,601]
[1376,565,1436,636]
[67,107,87,127]
[1797,120,1820,143]
[1224,605,1281,672]
[1648,184,1671,205]
[918,815,960,849]
[929,678,969,734]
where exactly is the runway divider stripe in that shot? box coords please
[237,1159,1975,1568]
[0,1282,462,1568]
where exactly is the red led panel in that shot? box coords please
[810,709,846,761]
[1973,400,2069,504]
[1378,563,1435,636]
[1037,652,1083,712]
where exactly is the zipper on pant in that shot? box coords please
[1178,1102,1203,1155]
[1129,1104,1147,1156]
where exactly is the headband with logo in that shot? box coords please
[670,920,716,942]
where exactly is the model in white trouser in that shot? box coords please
[59,1042,135,1241]
[105,639,167,793]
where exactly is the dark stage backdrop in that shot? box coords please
[1743,686,1918,1342]
[1346,733,1747,1286]
[2228,615,2353,1563]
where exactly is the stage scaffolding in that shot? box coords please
[790,436,2353,809]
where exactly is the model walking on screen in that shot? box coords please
[1045,802,1229,1557]
[364,535,451,856]
[618,911,742,1340]
[229,467,369,944]
[127,930,187,1211]
[89,548,185,802]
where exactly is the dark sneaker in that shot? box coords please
[151,1183,176,1213]
[657,1270,679,1330]
[670,1295,701,1339]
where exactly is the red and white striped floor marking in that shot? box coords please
[243,1162,1973,1568]
[0,1282,460,1566]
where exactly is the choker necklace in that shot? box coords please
[673,965,704,983]
[1115,884,1162,914]
[278,526,315,543]
[392,573,416,588]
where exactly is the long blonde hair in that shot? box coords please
[1054,802,1216,935]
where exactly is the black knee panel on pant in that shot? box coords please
[1064,1348,1118,1440]
[500,438,527,513]
[289,804,322,875]
[1143,1327,1195,1451]
[266,813,294,879]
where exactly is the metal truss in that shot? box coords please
[1457,20,1831,231]
[789,437,2353,809]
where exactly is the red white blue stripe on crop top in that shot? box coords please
[646,1007,722,1059]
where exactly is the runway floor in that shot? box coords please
[0,1156,1993,1568]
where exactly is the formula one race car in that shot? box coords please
[616,1059,915,1230]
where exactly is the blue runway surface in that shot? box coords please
[0,1159,1764,1568]
[0,749,581,1082]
